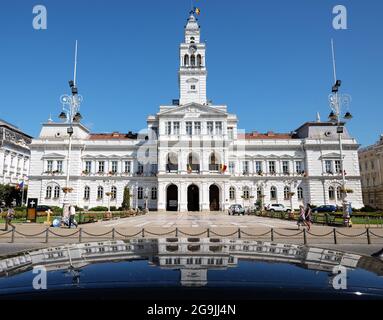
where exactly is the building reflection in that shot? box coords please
[1,238,382,287]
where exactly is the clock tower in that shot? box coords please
[179,13,207,106]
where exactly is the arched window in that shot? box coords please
[209,153,220,172]
[111,186,117,200]
[84,186,90,200]
[187,153,200,172]
[229,187,236,201]
[197,54,202,67]
[138,187,143,200]
[53,186,60,199]
[243,187,250,200]
[284,186,290,200]
[270,187,277,200]
[97,186,104,200]
[190,37,195,43]
[336,186,342,200]
[297,187,304,200]
[184,54,189,66]
[151,187,157,200]
[191,55,196,66]
[329,186,335,200]
[257,187,263,200]
[46,186,52,199]
[167,153,178,172]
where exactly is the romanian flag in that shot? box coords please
[194,7,201,15]
[221,165,227,173]
[16,182,24,190]
[187,164,192,173]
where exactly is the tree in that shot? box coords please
[0,184,22,206]
[121,187,131,210]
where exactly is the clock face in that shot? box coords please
[189,45,197,54]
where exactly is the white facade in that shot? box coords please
[0,119,31,186]
[27,13,364,211]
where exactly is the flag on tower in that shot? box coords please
[194,7,201,15]
[16,182,24,190]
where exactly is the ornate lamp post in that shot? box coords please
[284,178,298,219]
[59,41,83,213]
[328,39,353,226]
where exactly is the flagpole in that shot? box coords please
[21,181,25,206]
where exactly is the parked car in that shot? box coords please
[266,204,291,213]
[36,205,52,213]
[228,204,246,216]
[312,205,337,213]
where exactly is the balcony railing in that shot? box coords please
[166,164,178,173]
[187,164,200,173]
[209,164,220,172]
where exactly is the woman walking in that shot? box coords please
[297,205,306,229]
[305,204,313,231]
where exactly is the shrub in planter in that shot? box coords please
[89,206,109,212]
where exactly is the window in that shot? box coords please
[268,161,276,174]
[284,186,290,200]
[173,122,180,135]
[165,122,172,135]
[111,161,118,173]
[85,161,92,173]
[84,186,90,200]
[197,54,202,67]
[257,187,263,200]
[295,161,303,174]
[138,187,143,200]
[191,55,196,66]
[124,161,131,173]
[194,122,201,134]
[328,186,335,200]
[53,186,60,199]
[243,161,249,175]
[229,187,235,200]
[270,187,277,200]
[325,160,332,174]
[137,163,144,175]
[282,161,289,174]
[207,122,214,135]
[210,153,220,171]
[335,160,342,174]
[215,122,222,135]
[47,160,53,172]
[243,187,250,200]
[336,186,342,200]
[97,186,104,200]
[46,186,52,199]
[229,162,235,174]
[190,85,196,91]
[98,161,105,173]
[184,54,189,66]
[151,164,158,175]
[151,187,157,200]
[297,187,303,200]
[186,122,193,135]
[228,127,234,140]
[57,161,63,172]
[255,161,263,174]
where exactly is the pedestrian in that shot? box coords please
[68,205,76,228]
[297,205,306,229]
[4,207,16,231]
[305,204,312,231]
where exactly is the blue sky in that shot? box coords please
[0,0,382,146]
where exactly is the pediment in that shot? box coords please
[159,103,227,117]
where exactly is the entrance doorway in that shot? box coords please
[209,185,220,211]
[166,184,178,211]
[188,184,200,212]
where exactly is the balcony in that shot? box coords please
[209,164,220,172]
[166,164,178,173]
[187,164,200,173]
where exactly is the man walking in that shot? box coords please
[68,205,76,228]
[4,207,16,231]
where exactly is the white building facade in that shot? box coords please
[27,13,363,211]
[0,119,31,186]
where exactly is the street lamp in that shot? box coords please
[328,39,353,226]
[59,41,83,214]
[284,179,298,219]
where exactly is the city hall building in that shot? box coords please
[28,13,363,212]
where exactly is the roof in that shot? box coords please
[239,131,293,140]
[88,132,138,141]
[0,119,33,139]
